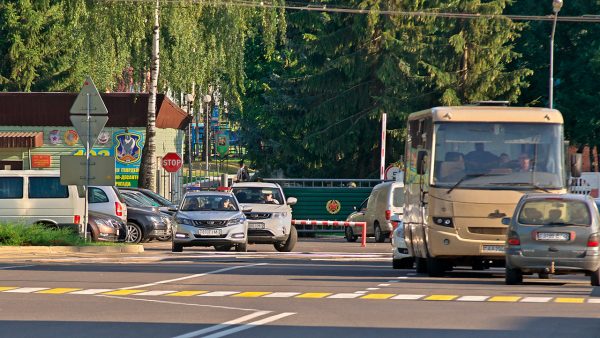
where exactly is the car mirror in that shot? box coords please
[416,150,428,175]
[242,207,252,213]
[287,197,297,206]
[501,217,511,226]
[353,206,357,211]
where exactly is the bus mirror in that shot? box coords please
[501,217,511,226]
[416,150,428,175]
[570,153,582,178]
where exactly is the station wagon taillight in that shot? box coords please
[385,210,391,220]
[587,233,599,248]
[507,231,520,246]
[74,215,81,224]
[115,202,123,217]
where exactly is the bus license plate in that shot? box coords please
[199,229,221,236]
[482,245,504,253]
[536,232,569,241]
[249,222,266,230]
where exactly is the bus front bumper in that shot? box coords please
[427,228,505,258]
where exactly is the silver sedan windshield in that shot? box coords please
[180,195,238,211]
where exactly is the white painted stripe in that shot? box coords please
[354,291,368,294]
[387,280,399,283]
[262,292,300,298]
[378,284,391,286]
[391,294,425,300]
[520,297,553,303]
[0,265,35,270]
[202,312,296,338]
[71,289,115,295]
[135,290,177,296]
[123,263,268,289]
[327,293,361,299]
[366,288,379,291]
[396,276,409,279]
[199,291,241,297]
[457,296,489,302]
[171,311,271,338]
[586,299,600,303]
[5,287,49,293]
[99,295,261,312]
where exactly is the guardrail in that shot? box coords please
[292,220,367,247]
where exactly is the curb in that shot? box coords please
[0,245,144,256]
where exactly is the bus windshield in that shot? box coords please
[432,122,564,189]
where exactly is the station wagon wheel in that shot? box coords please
[345,227,358,242]
[374,223,385,243]
[591,268,600,286]
[125,222,142,244]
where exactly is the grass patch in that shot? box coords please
[0,223,118,246]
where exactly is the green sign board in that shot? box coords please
[215,131,230,157]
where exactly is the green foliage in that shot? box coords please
[0,223,87,246]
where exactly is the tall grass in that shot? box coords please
[0,223,108,246]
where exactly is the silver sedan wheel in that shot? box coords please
[126,222,142,243]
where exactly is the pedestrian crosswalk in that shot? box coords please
[0,286,598,304]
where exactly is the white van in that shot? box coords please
[345,181,404,242]
[0,170,85,227]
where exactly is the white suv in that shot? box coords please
[232,182,297,252]
[88,186,127,222]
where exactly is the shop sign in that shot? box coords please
[31,155,51,168]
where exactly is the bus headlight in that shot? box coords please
[433,217,454,228]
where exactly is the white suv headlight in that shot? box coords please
[272,212,288,219]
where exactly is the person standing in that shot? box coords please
[236,160,250,182]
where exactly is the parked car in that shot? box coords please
[504,193,600,285]
[231,182,298,252]
[120,191,172,241]
[88,186,127,222]
[391,216,413,269]
[125,205,171,244]
[0,170,84,228]
[88,211,127,242]
[119,187,177,215]
[345,181,404,243]
[172,191,248,252]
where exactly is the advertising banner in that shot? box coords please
[113,129,144,187]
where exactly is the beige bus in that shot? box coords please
[403,104,570,277]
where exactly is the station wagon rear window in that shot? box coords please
[0,177,23,199]
[518,199,591,226]
[29,177,68,198]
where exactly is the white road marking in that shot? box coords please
[378,284,391,286]
[387,280,399,283]
[353,291,367,294]
[5,287,49,293]
[366,288,379,291]
[200,291,241,297]
[391,294,425,300]
[457,296,489,302]
[135,290,177,296]
[122,263,268,289]
[587,299,600,303]
[263,292,300,298]
[396,276,409,279]
[327,293,361,299]
[99,295,262,312]
[0,265,35,270]
[171,311,272,338]
[201,312,296,338]
[520,297,553,303]
[71,289,115,295]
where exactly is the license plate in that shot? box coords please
[248,222,266,230]
[482,245,504,253]
[199,229,221,236]
[536,232,569,241]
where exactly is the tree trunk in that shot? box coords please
[138,0,160,190]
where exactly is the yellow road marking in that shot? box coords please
[554,298,585,303]
[361,294,395,300]
[296,293,332,299]
[102,290,146,296]
[232,292,272,298]
[166,291,208,297]
[37,288,82,294]
[488,296,521,302]
[424,295,458,301]
[0,287,18,291]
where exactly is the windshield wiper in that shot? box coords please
[491,182,552,193]
[447,173,491,194]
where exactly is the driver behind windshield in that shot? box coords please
[465,143,498,174]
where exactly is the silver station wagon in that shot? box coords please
[171,191,248,252]
[503,193,600,285]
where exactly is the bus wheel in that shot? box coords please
[427,257,447,277]
[415,257,428,273]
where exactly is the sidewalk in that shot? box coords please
[0,245,144,261]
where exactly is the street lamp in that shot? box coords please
[203,94,212,177]
[549,0,563,109]
[185,93,194,184]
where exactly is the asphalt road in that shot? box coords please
[1,238,599,338]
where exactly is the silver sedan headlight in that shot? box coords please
[175,216,193,225]
[228,217,244,226]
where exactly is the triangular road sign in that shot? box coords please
[70,115,109,148]
[70,76,108,116]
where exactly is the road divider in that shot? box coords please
[292,220,367,247]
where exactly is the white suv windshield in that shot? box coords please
[233,187,283,205]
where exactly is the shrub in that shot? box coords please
[0,223,105,246]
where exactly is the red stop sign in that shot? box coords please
[162,152,183,172]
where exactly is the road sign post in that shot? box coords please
[62,76,109,240]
